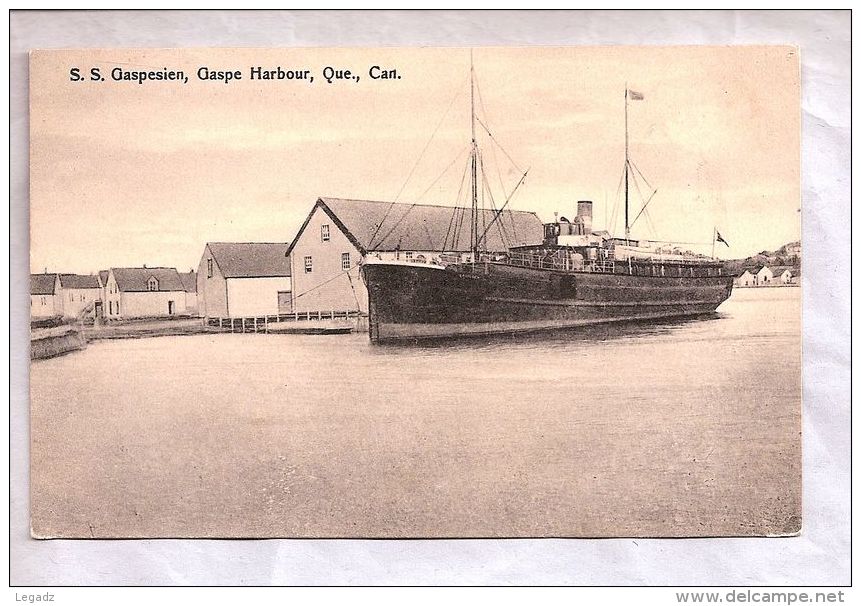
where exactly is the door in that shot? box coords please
[168,300,175,315]
[277,291,292,314]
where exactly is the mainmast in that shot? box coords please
[624,85,630,243]
[469,50,479,260]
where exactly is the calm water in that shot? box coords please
[30,287,801,538]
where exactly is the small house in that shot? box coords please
[30,273,61,319]
[104,267,187,320]
[769,266,793,285]
[197,242,292,319]
[755,266,774,285]
[57,273,101,318]
[735,270,756,288]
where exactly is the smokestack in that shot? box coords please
[577,200,593,234]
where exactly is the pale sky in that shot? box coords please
[30,46,800,274]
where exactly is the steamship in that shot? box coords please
[360,57,733,344]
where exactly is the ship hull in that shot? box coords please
[361,261,734,343]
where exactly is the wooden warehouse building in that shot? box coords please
[197,242,292,319]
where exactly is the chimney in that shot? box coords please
[576,200,593,234]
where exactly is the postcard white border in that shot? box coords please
[9,9,851,586]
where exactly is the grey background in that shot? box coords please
[10,10,850,585]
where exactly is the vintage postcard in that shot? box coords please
[29,46,801,538]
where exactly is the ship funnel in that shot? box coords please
[576,200,593,234]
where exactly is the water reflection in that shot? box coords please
[372,312,725,354]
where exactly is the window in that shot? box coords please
[108,301,112,315]
[405,251,414,261]
[341,252,351,270]
[116,302,120,316]
[321,224,330,241]
[147,277,158,291]
[304,256,313,273]
[207,258,213,278]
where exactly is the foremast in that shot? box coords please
[624,85,630,243]
[469,50,479,261]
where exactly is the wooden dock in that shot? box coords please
[205,310,365,334]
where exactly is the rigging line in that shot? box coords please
[643,207,660,241]
[454,206,467,252]
[367,75,467,249]
[630,175,659,241]
[474,77,524,175]
[374,143,467,252]
[414,145,471,204]
[629,170,649,231]
[345,270,362,312]
[629,168,659,241]
[374,204,417,252]
[629,158,655,193]
[609,164,625,236]
[293,265,360,300]
[485,120,509,202]
[452,175,472,250]
[446,162,470,252]
[479,155,509,250]
[475,115,524,175]
[484,157,511,249]
[505,196,519,244]
[479,160,488,250]
[488,136,518,243]
[473,72,525,244]
[630,189,658,227]
[443,157,471,251]
[474,119,521,245]
[476,168,529,249]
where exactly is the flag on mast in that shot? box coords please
[628,89,644,101]
[715,230,729,247]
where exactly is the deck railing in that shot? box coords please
[492,249,722,276]
[504,251,617,273]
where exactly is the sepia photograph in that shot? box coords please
[28,44,801,539]
[10,8,850,590]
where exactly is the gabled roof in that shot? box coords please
[287,197,545,256]
[770,265,794,276]
[179,271,197,293]
[110,267,185,292]
[206,242,291,278]
[58,273,100,289]
[98,270,109,287]
[30,273,58,295]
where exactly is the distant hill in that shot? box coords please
[723,241,801,276]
